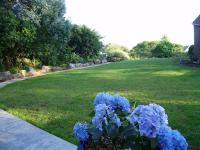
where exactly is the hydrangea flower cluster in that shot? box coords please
[129,103,168,138]
[94,92,113,106]
[158,126,188,150]
[73,93,188,150]
[73,122,89,141]
[108,95,130,113]
[92,104,121,131]
[94,92,130,113]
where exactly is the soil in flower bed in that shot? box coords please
[83,139,122,150]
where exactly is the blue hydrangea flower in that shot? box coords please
[158,126,188,150]
[77,143,84,150]
[171,130,188,150]
[110,113,121,127]
[157,126,174,150]
[129,103,168,138]
[93,93,130,113]
[92,104,121,131]
[92,104,108,130]
[73,122,89,142]
[108,95,131,113]
[93,92,114,106]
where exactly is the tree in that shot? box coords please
[151,37,183,58]
[0,7,36,69]
[130,41,158,58]
[68,25,103,60]
[0,0,71,65]
[188,45,194,60]
[105,43,129,52]
[33,0,71,65]
[0,0,106,70]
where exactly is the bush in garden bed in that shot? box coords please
[73,93,188,150]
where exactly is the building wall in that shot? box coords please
[194,25,200,60]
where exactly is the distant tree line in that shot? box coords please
[129,36,184,59]
[105,36,184,62]
[0,0,103,71]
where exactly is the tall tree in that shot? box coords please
[0,6,36,69]
[35,0,71,65]
[68,25,103,60]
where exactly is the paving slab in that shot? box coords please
[0,109,77,150]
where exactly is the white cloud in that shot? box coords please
[65,0,200,48]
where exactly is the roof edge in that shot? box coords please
[193,14,200,26]
[193,23,200,27]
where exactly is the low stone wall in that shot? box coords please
[69,59,107,69]
[0,71,12,82]
[0,59,108,83]
[0,71,23,82]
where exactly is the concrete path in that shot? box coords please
[0,109,77,150]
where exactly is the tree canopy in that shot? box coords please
[68,25,103,60]
[0,0,104,71]
[130,36,184,58]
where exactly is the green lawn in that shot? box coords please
[0,58,200,149]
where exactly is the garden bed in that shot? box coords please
[0,60,107,83]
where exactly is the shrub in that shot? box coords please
[105,43,130,62]
[151,40,174,58]
[73,93,188,150]
[9,67,18,74]
[188,45,194,60]
[130,41,158,58]
[59,64,69,68]
[66,52,84,63]
[106,43,129,53]
[107,50,129,62]
[0,63,5,72]
[151,40,184,58]
[173,44,184,56]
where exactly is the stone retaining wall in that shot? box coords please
[0,59,107,83]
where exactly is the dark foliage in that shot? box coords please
[68,25,103,61]
[0,0,103,71]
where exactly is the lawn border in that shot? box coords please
[0,62,110,89]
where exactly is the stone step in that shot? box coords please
[0,109,77,150]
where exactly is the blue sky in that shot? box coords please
[65,0,200,48]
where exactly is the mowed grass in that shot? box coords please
[0,58,200,149]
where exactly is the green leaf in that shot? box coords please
[150,138,158,150]
[123,141,143,150]
[120,124,138,139]
[88,127,103,142]
[107,123,119,137]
